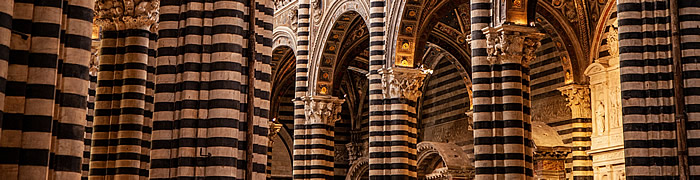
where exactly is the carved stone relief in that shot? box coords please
[274,0,295,10]
[557,84,591,119]
[484,25,544,66]
[378,67,431,101]
[299,96,345,125]
[94,0,159,29]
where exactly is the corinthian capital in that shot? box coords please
[483,25,544,65]
[379,67,431,101]
[557,84,592,118]
[95,0,160,30]
[299,96,345,125]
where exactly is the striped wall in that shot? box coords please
[82,46,99,180]
[151,0,273,179]
[0,0,94,179]
[292,0,314,178]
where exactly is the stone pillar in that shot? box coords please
[371,67,429,179]
[90,1,158,179]
[294,96,344,179]
[557,84,593,180]
[267,121,283,180]
[472,24,542,180]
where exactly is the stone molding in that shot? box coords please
[95,0,159,30]
[483,25,544,66]
[557,84,592,119]
[378,67,431,100]
[299,96,345,125]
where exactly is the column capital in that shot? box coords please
[378,67,431,101]
[483,24,544,65]
[557,84,592,118]
[94,0,160,30]
[298,96,345,125]
[268,121,283,139]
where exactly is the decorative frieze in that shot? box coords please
[483,25,544,65]
[378,67,431,100]
[557,84,592,119]
[299,95,345,125]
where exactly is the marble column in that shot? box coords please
[90,1,158,179]
[557,84,593,180]
[372,67,429,179]
[472,25,542,179]
[294,96,344,179]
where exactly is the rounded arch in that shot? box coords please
[535,0,588,84]
[308,9,369,96]
[589,0,618,64]
[273,27,298,53]
[416,142,474,179]
[345,157,369,180]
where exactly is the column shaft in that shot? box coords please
[367,0,387,178]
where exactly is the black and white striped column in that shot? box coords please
[293,0,312,178]
[367,0,387,178]
[473,25,542,179]
[294,95,344,179]
[376,67,428,179]
[89,1,158,178]
[557,84,593,180]
[0,0,94,179]
[151,0,273,178]
[618,0,700,178]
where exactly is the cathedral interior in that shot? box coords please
[0,0,698,179]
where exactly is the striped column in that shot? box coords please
[367,0,387,178]
[0,0,11,141]
[557,84,593,180]
[618,0,678,178]
[473,25,542,180]
[680,1,700,179]
[267,121,283,179]
[0,0,94,179]
[294,95,344,179]
[83,42,100,180]
[151,0,272,178]
[293,0,312,178]
[376,67,428,179]
[90,1,158,178]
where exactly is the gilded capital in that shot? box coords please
[483,25,544,65]
[557,84,591,118]
[268,121,283,138]
[379,67,431,101]
[95,0,160,30]
[299,96,345,125]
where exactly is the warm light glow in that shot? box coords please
[320,87,328,95]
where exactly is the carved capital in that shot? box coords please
[557,84,591,118]
[298,96,345,125]
[268,121,283,139]
[95,0,159,30]
[483,25,544,65]
[379,67,431,101]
